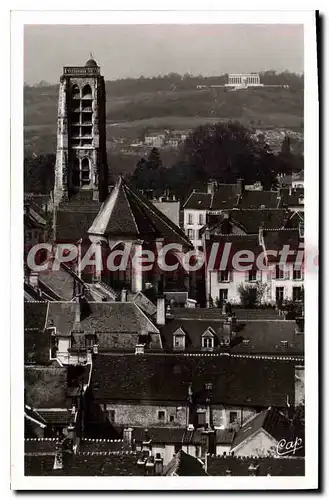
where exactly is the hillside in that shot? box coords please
[24,73,303,156]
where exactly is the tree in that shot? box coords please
[180,121,278,189]
[237,283,269,308]
[131,148,165,194]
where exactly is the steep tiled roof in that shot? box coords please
[46,301,159,336]
[211,185,239,210]
[183,191,212,210]
[204,234,262,268]
[231,406,298,451]
[24,302,48,330]
[36,410,73,424]
[25,406,47,427]
[160,319,303,356]
[24,453,143,476]
[207,456,305,476]
[89,177,192,248]
[237,190,280,209]
[39,267,77,301]
[263,228,302,260]
[54,198,101,242]
[163,450,207,476]
[91,354,295,408]
[25,438,59,455]
[171,308,281,321]
[25,365,68,408]
[79,438,125,453]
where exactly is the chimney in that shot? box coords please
[123,427,133,450]
[74,294,81,325]
[154,453,164,475]
[53,441,63,470]
[121,288,128,302]
[28,271,39,288]
[258,225,264,247]
[156,296,166,325]
[231,313,237,337]
[86,349,92,363]
[207,180,216,195]
[248,463,260,476]
[237,178,245,195]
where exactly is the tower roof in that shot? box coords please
[88,177,192,247]
[85,56,98,68]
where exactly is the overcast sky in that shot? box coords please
[24,24,304,84]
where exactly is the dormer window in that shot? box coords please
[202,328,215,351]
[85,334,95,349]
[173,327,186,351]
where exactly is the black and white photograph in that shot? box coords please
[9,9,319,490]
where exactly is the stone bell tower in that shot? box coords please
[54,56,108,206]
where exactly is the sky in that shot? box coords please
[24,24,304,84]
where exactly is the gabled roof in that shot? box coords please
[237,190,280,209]
[46,301,159,336]
[201,209,289,238]
[163,450,207,476]
[263,228,302,260]
[89,177,192,247]
[91,354,295,408]
[231,406,296,451]
[211,185,239,210]
[183,191,212,210]
[161,318,303,356]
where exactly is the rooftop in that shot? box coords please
[91,354,295,408]
[89,177,191,248]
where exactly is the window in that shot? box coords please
[108,410,115,423]
[276,265,284,280]
[187,229,194,239]
[219,289,228,303]
[293,267,302,280]
[81,158,90,186]
[276,287,284,303]
[199,214,204,225]
[85,335,94,348]
[71,84,80,99]
[158,410,165,422]
[173,335,185,350]
[188,213,193,225]
[197,412,206,426]
[202,337,214,349]
[170,415,175,423]
[293,287,303,302]
[72,157,80,187]
[82,84,92,98]
[229,411,238,424]
[218,270,230,282]
[248,269,257,282]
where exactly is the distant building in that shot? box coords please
[144,133,166,148]
[225,73,263,88]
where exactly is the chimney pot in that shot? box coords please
[156,296,166,325]
[121,288,128,302]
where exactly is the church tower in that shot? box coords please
[54,56,108,206]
